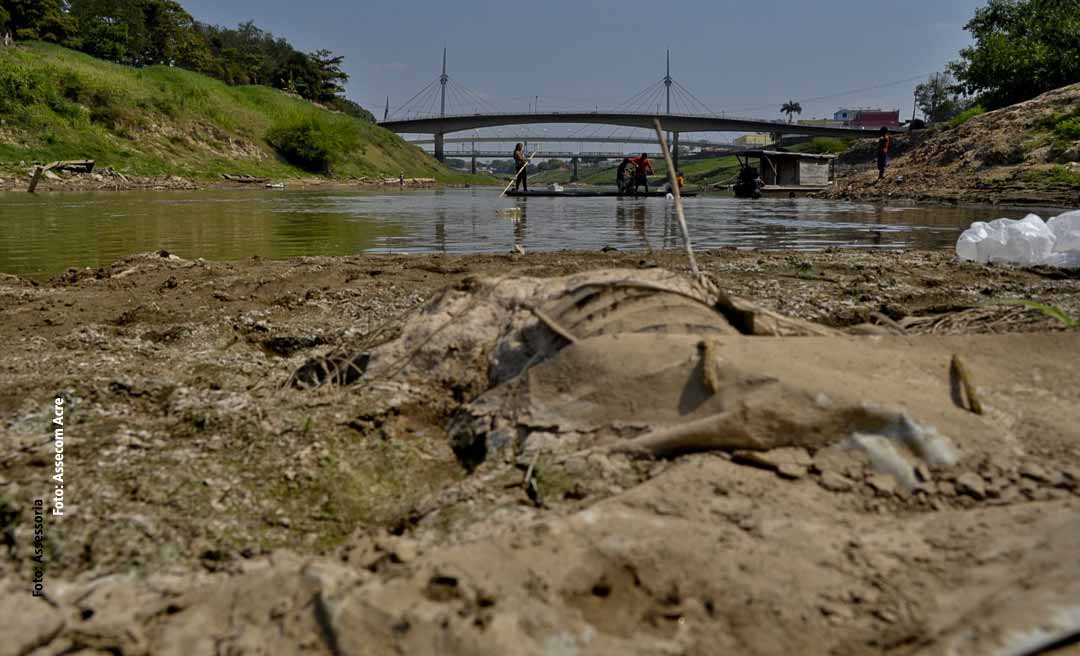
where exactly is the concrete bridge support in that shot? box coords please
[571,157,579,182]
[434,133,445,163]
[470,152,476,174]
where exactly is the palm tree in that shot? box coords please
[781,100,803,124]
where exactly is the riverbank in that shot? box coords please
[821,82,1080,207]
[0,164,485,193]
[1,248,1078,654]
[0,42,489,188]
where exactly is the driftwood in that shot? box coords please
[27,166,45,193]
[45,160,95,173]
[222,174,270,184]
[28,160,101,190]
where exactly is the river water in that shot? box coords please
[0,187,1045,279]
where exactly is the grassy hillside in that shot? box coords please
[531,155,741,187]
[0,42,485,183]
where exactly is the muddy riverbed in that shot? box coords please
[1,248,1079,655]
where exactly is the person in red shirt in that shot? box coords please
[628,153,654,195]
[876,127,891,180]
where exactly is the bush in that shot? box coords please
[0,65,45,112]
[1054,116,1080,141]
[266,117,340,173]
[949,104,985,128]
[801,137,850,154]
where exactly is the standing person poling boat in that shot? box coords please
[628,153,654,195]
[512,143,529,192]
[616,158,631,195]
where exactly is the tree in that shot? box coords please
[2,0,78,44]
[781,100,802,123]
[69,0,209,68]
[309,49,348,102]
[949,0,1080,109]
[915,72,964,123]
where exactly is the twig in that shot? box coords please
[523,449,542,507]
[949,354,983,415]
[652,119,700,277]
[700,339,721,394]
[528,305,579,344]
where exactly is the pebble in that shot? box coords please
[820,602,855,621]
[1019,463,1051,483]
[777,463,807,480]
[956,472,986,500]
[867,474,897,497]
[819,472,854,492]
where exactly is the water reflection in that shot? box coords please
[0,187,1051,279]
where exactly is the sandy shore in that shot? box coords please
[1,248,1078,655]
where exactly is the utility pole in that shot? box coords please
[383,96,389,121]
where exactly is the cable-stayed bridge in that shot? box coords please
[379,49,874,167]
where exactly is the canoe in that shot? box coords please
[505,190,699,198]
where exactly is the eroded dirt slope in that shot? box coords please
[824,82,1080,207]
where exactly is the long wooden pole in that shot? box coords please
[653,119,699,277]
[500,147,540,198]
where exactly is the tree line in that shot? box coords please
[0,0,373,121]
[914,0,1080,124]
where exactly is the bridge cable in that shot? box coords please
[391,78,440,118]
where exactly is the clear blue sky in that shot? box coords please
[182,0,983,133]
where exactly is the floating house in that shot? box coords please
[732,150,836,198]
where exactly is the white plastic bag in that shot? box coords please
[956,210,1080,267]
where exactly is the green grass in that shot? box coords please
[530,155,740,187]
[949,104,986,128]
[1024,165,1080,186]
[989,299,1078,330]
[0,42,489,183]
[791,137,853,154]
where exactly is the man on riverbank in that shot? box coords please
[628,153,653,195]
[513,143,528,193]
[877,127,891,180]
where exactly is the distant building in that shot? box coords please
[833,108,900,129]
[797,119,847,128]
[734,133,771,147]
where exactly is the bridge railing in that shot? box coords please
[382,110,875,131]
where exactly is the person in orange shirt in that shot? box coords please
[628,153,654,195]
[877,127,891,180]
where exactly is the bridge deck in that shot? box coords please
[381,111,874,139]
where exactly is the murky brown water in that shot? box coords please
[0,187,1048,279]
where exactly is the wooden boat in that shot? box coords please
[505,189,699,198]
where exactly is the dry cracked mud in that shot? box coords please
[1,247,1079,655]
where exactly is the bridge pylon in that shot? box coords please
[433,48,449,162]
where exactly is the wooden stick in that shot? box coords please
[27,165,44,193]
[652,119,700,277]
[500,147,541,198]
